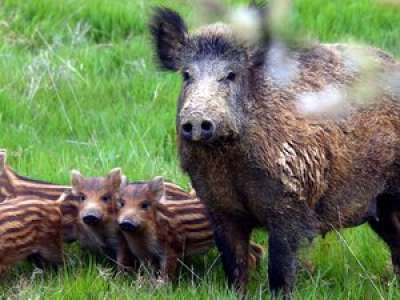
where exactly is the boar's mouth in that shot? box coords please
[181,131,238,147]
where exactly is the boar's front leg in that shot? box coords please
[208,210,253,292]
[369,192,400,276]
[268,231,298,298]
[267,208,317,298]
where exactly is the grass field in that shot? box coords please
[0,0,399,299]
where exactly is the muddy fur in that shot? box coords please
[150,7,400,297]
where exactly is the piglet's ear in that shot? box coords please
[71,170,84,194]
[150,7,188,71]
[0,149,6,174]
[107,168,122,191]
[148,176,165,202]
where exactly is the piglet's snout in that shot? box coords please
[119,218,140,232]
[82,210,103,225]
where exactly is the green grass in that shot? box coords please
[0,0,399,298]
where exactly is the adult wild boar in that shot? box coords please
[150,7,400,296]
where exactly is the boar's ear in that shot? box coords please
[0,149,6,174]
[71,170,84,194]
[150,7,188,71]
[148,176,165,202]
[107,168,122,191]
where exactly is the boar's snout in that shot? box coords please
[181,118,216,142]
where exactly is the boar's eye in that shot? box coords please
[141,202,150,210]
[226,71,236,82]
[102,195,111,203]
[182,70,191,82]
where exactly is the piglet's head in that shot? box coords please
[117,176,165,234]
[71,168,123,227]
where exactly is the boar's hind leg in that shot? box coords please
[369,192,400,275]
[208,211,253,292]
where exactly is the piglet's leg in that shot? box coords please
[159,249,178,282]
[117,236,139,273]
[38,242,64,269]
[248,242,264,269]
[209,211,252,293]
[28,253,47,269]
[0,264,9,276]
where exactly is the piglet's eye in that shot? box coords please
[102,196,111,203]
[141,202,150,210]
[117,200,124,209]
[79,194,86,202]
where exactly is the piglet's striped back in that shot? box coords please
[157,197,263,263]
[0,197,65,273]
[163,181,195,201]
[0,150,71,202]
[157,197,214,257]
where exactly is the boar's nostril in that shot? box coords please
[119,220,140,232]
[181,122,193,141]
[200,120,215,140]
[201,120,213,132]
[82,214,101,225]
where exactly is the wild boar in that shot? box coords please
[150,7,400,296]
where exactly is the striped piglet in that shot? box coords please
[116,176,264,281]
[0,193,79,274]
